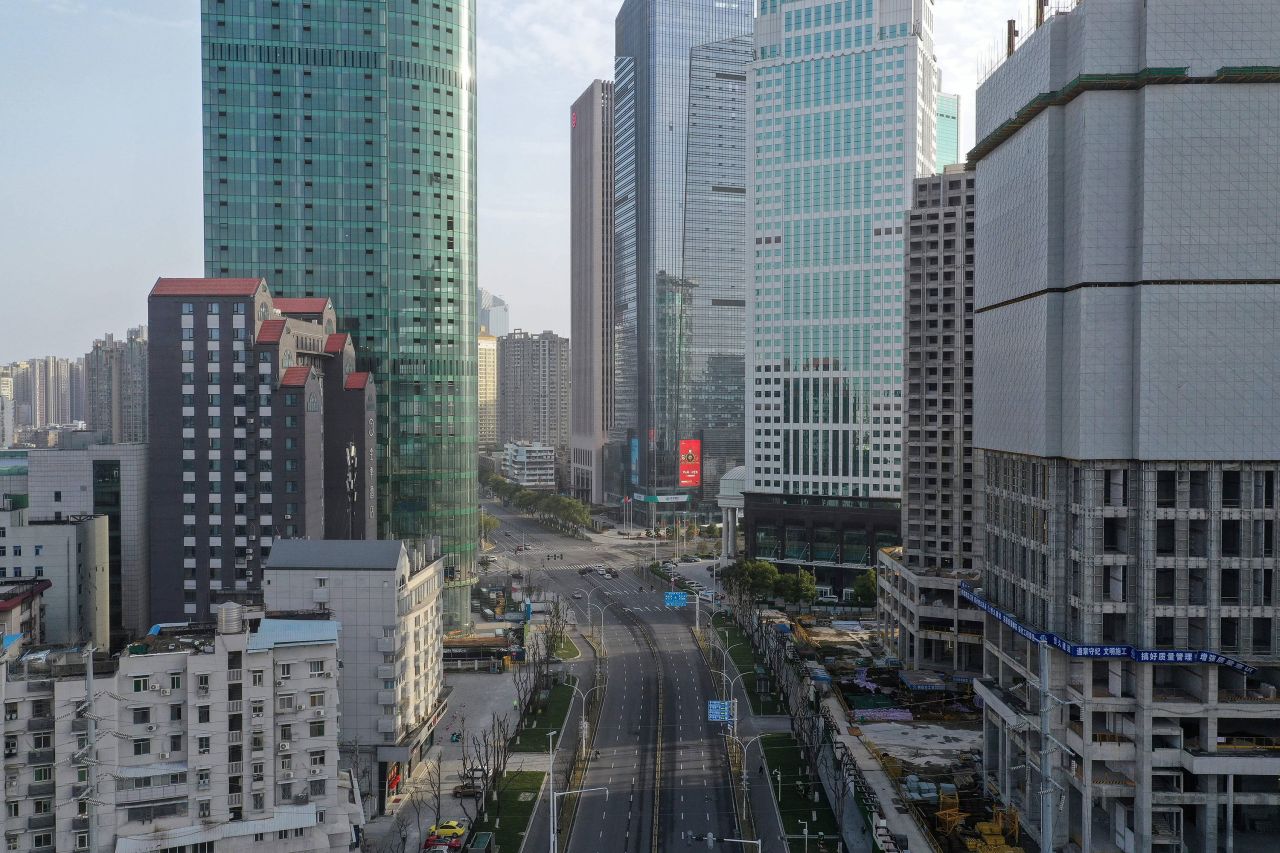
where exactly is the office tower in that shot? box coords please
[478,287,510,337]
[743,0,937,595]
[971,4,1280,850]
[876,165,983,675]
[85,327,149,444]
[613,0,752,522]
[201,1,478,578]
[264,540,444,814]
[497,330,570,452]
[0,499,108,647]
[147,278,377,622]
[936,92,959,170]
[570,79,615,505]
[69,357,85,423]
[0,605,364,852]
[477,331,498,449]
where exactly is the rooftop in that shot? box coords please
[151,277,263,298]
[324,333,349,354]
[266,538,406,571]
[257,318,286,344]
[280,366,312,388]
[344,371,370,390]
[0,579,52,611]
[248,618,340,652]
[274,297,330,315]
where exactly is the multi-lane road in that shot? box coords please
[484,502,743,852]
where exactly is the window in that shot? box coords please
[310,750,326,767]
[76,833,89,850]
[170,734,183,752]
[133,677,149,693]
[309,720,325,737]
[252,670,264,687]
[208,302,220,315]
[198,799,211,818]
[309,660,325,676]
[279,663,292,679]
[33,833,52,850]
[182,302,194,315]
[198,736,211,755]
[133,738,151,756]
[198,705,211,724]
[171,704,183,721]
[33,733,50,750]
[133,707,151,725]
[280,724,293,742]
[278,695,295,712]
[310,778,327,796]
[170,673,182,690]
[32,766,51,783]
[5,801,16,818]
[308,692,325,708]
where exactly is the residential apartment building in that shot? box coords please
[0,501,107,648]
[743,0,937,592]
[0,396,12,450]
[478,332,498,450]
[569,79,615,506]
[0,579,50,643]
[502,442,557,492]
[612,0,752,519]
[263,540,445,814]
[0,604,363,852]
[498,330,570,451]
[201,0,479,576]
[971,4,1280,850]
[85,327,149,444]
[147,278,377,622]
[26,441,150,646]
[877,165,981,675]
[9,357,76,430]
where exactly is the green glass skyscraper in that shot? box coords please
[201,2,478,602]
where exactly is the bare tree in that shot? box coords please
[425,752,444,832]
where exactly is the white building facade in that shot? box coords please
[0,606,363,853]
[746,0,938,500]
[263,540,445,813]
[502,442,557,491]
[972,3,1280,850]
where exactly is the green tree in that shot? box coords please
[851,568,877,607]
[479,511,500,544]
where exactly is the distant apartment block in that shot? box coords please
[85,326,149,444]
[147,278,376,622]
[502,442,557,491]
[264,540,445,814]
[498,330,570,451]
[478,332,498,450]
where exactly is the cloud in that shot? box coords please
[477,0,616,82]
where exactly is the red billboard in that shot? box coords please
[678,439,702,488]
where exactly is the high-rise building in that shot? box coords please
[501,441,558,491]
[971,4,1280,850]
[876,165,983,675]
[498,330,570,452]
[69,356,85,423]
[25,441,150,647]
[477,331,498,449]
[570,79,615,505]
[612,0,752,521]
[147,278,377,622]
[85,327,149,444]
[200,1,478,579]
[742,0,937,595]
[936,92,960,170]
[0,395,12,450]
[264,540,445,813]
[21,356,75,428]
[478,287,510,337]
[0,605,366,852]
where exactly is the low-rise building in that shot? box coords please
[263,540,445,814]
[0,501,107,648]
[0,579,49,642]
[501,441,556,491]
[876,547,982,677]
[0,603,364,852]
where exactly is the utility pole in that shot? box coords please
[82,646,97,853]
[1038,641,1054,852]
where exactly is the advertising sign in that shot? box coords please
[629,437,640,486]
[678,439,701,487]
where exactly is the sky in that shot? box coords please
[0,0,1029,363]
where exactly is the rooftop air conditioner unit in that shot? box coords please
[160,688,172,696]
[148,684,160,692]
[146,725,157,732]
[282,771,293,780]
[316,709,325,717]
[275,680,285,687]
[158,753,170,760]
[310,768,323,776]
[278,742,290,752]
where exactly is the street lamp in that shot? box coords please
[798,819,810,853]
[547,730,559,853]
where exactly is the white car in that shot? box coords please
[815,595,839,605]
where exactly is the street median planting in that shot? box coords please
[510,675,576,752]
[470,770,545,852]
[761,732,841,852]
[714,625,784,715]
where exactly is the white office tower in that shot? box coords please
[747,0,937,499]
[971,3,1280,851]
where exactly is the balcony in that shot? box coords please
[228,700,243,713]
[72,816,89,831]
[71,718,89,733]
[228,762,243,775]
[228,669,242,682]
[228,730,243,745]
[28,749,54,764]
[228,792,243,807]
[28,814,55,831]
[28,781,55,796]
[27,717,54,732]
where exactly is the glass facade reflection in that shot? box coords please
[200,1,478,575]
[613,0,752,518]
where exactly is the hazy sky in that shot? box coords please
[0,0,1028,363]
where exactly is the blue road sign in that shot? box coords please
[664,591,688,608]
[707,700,731,722]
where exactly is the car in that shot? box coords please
[510,571,523,579]
[428,821,469,839]
[596,568,607,576]
[572,591,584,599]
[578,567,592,575]
[815,595,839,605]
[452,783,483,799]
[680,555,698,563]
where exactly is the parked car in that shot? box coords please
[428,820,469,839]
[815,595,839,605]
[680,555,699,563]
[572,591,584,599]
[453,783,483,799]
